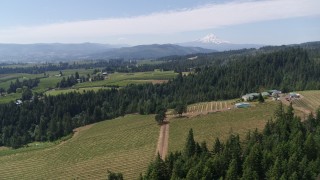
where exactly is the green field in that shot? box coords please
[74,71,176,88]
[44,87,111,96]
[0,73,45,89]
[0,114,159,179]
[0,70,175,102]
[169,102,277,153]
[292,90,320,113]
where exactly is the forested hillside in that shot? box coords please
[1,47,319,148]
[142,105,320,179]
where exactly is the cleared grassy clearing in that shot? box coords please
[0,93,21,104]
[169,102,277,153]
[45,87,111,96]
[0,114,159,179]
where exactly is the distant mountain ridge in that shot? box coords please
[178,33,264,51]
[0,43,214,62]
[0,40,318,63]
[89,44,215,60]
[0,43,116,62]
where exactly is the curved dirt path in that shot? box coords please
[155,119,169,160]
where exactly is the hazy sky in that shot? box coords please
[0,0,319,45]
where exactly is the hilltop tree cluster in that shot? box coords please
[7,78,40,94]
[141,104,320,179]
[56,71,105,88]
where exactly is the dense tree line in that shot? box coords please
[0,85,164,148]
[0,47,319,148]
[7,78,40,93]
[141,104,320,179]
[163,47,320,104]
[0,59,138,74]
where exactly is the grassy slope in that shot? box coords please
[169,102,277,152]
[0,114,159,179]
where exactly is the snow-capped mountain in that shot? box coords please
[197,34,230,44]
[178,34,263,51]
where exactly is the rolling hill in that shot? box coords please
[0,43,214,62]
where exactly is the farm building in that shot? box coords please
[15,99,22,105]
[269,90,282,94]
[242,93,260,101]
[235,102,250,108]
[269,90,282,97]
[289,92,300,98]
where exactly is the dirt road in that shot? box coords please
[155,120,169,160]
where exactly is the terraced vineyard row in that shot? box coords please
[187,100,234,113]
[292,91,320,113]
[170,102,278,153]
[0,114,159,179]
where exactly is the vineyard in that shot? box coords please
[187,100,235,114]
[291,90,320,113]
[170,102,278,153]
[0,114,159,179]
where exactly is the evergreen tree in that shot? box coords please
[226,159,239,180]
[185,129,196,157]
[107,170,123,180]
[174,103,187,117]
[258,93,264,103]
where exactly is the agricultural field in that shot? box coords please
[0,114,159,179]
[0,93,21,104]
[187,100,235,114]
[169,102,278,153]
[291,90,320,114]
[74,71,176,88]
[0,73,44,89]
[0,70,175,102]
[44,87,111,96]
